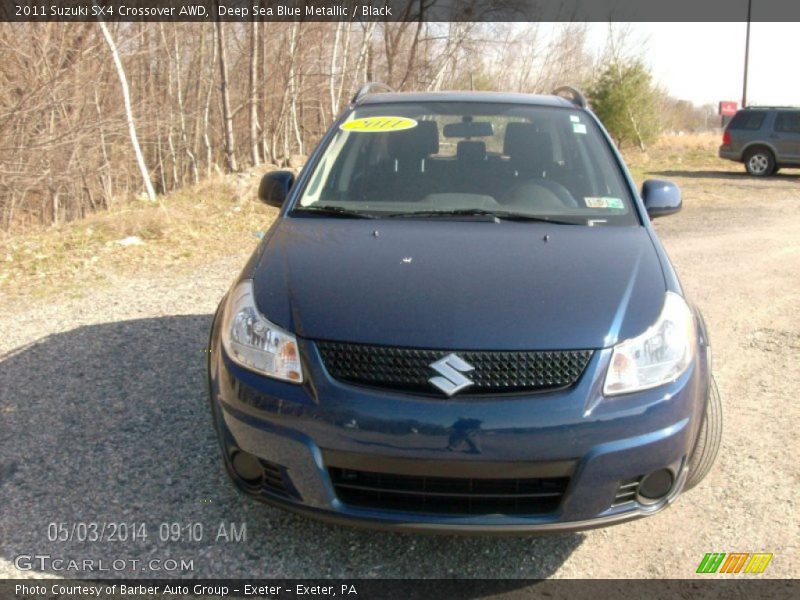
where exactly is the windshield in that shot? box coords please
[294,102,638,226]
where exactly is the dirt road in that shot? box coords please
[0,167,798,579]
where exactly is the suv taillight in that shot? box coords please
[722,130,731,145]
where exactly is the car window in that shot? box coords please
[774,111,800,134]
[729,111,767,130]
[294,102,637,226]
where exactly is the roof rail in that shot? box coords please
[551,86,588,109]
[745,105,798,110]
[351,82,395,104]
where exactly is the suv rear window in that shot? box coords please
[774,111,800,134]
[729,111,767,130]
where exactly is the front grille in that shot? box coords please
[317,341,593,395]
[329,468,568,515]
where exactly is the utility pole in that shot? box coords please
[742,0,752,108]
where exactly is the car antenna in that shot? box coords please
[552,86,588,109]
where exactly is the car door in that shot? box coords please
[772,111,800,164]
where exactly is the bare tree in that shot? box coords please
[287,22,304,157]
[172,24,199,184]
[1,21,664,232]
[203,23,218,176]
[216,21,238,172]
[248,21,261,167]
[97,21,156,200]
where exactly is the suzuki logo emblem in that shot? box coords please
[429,353,475,396]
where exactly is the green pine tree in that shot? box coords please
[589,59,662,151]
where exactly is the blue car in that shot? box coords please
[207,86,721,533]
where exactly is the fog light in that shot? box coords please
[231,450,264,483]
[638,469,674,501]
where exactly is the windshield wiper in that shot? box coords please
[293,205,376,219]
[385,208,579,224]
[489,212,581,225]
[386,208,498,218]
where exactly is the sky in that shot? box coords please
[583,22,800,108]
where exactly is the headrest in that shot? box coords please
[457,140,486,163]
[387,120,439,160]
[503,122,553,163]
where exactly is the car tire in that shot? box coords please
[744,147,775,177]
[685,377,723,490]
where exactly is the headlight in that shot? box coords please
[221,280,303,383]
[604,292,695,396]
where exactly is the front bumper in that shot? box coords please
[208,319,710,533]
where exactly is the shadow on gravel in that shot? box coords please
[652,169,800,181]
[0,316,582,581]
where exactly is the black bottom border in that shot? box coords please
[3,579,800,600]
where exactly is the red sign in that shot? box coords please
[719,101,738,116]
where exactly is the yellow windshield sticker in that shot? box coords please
[340,116,418,133]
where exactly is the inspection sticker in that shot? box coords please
[340,116,418,133]
[570,115,581,123]
[572,122,587,134]
[585,196,624,209]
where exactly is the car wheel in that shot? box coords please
[685,377,723,490]
[744,147,775,177]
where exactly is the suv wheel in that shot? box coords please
[685,377,723,490]
[744,147,775,177]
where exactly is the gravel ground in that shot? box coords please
[0,168,798,580]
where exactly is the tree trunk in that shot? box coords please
[172,24,199,184]
[97,19,156,199]
[353,22,377,87]
[329,22,342,117]
[287,22,303,156]
[216,21,238,172]
[398,20,425,90]
[93,89,113,207]
[249,21,261,167]
[203,23,218,177]
[335,23,353,113]
[192,25,207,176]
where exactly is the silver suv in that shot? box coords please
[719,107,800,176]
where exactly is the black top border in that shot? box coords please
[2,0,800,22]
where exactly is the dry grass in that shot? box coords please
[624,132,736,182]
[0,171,279,306]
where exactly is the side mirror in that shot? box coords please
[258,171,294,208]
[641,179,681,219]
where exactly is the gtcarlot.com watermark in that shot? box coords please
[14,554,194,573]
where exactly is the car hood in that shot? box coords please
[251,218,666,350]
